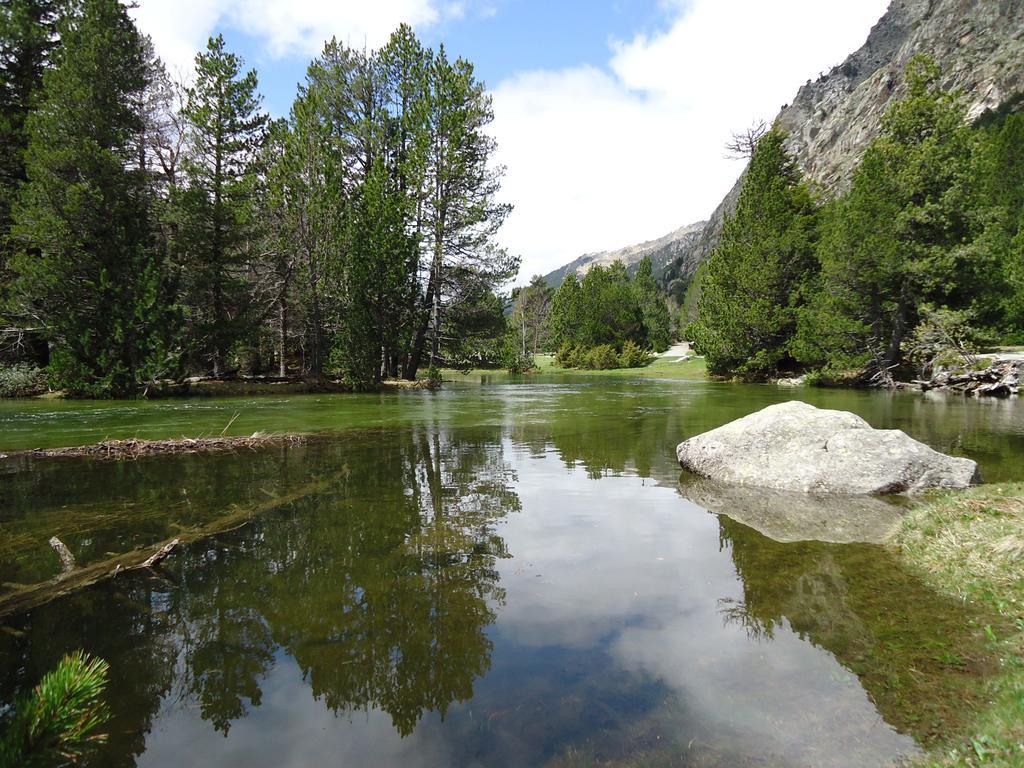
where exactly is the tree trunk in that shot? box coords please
[277,296,287,378]
[405,266,438,380]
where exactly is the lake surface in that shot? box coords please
[2,379,1022,767]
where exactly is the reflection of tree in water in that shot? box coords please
[0,579,179,768]
[511,389,687,481]
[249,426,516,736]
[716,515,1002,746]
[0,427,518,760]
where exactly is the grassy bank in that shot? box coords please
[442,354,708,382]
[893,484,1024,766]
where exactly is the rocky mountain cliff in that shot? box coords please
[541,220,705,288]
[678,0,1024,278]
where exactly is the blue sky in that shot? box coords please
[133,0,890,281]
[178,2,680,117]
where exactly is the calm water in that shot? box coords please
[2,379,1023,767]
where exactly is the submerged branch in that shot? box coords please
[0,466,349,620]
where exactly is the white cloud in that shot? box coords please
[131,0,442,73]
[489,0,890,281]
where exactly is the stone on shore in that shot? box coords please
[676,401,979,494]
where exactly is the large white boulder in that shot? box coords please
[676,401,979,494]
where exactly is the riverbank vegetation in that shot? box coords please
[546,257,673,370]
[0,0,514,396]
[689,55,1024,385]
[894,484,1024,766]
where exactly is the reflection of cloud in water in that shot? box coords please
[138,653,455,768]
[496,448,920,765]
[614,614,917,766]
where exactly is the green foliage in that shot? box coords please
[0,0,60,289]
[440,279,508,371]
[795,56,987,383]
[618,340,651,369]
[688,127,818,380]
[0,361,45,396]
[175,34,268,376]
[547,261,668,353]
[554,342,583,369]
[904,306,989,378]
[500,330,534,374]
[0,650,111,767]
[426,363,441,385]
[633,257,672,352]
[582,344,620,370]
[9,0,167,395]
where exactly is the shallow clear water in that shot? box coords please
[1,379,1021,767]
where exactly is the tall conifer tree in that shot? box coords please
[10,0,164,395]
[689,128,817,379]
[0,0,60,289]
[178,35,267,375]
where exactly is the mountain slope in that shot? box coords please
[542,220,706,289]
[678,0,1024,279]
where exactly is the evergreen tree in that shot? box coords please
[689,128,817,379]
[10,0,165,395]
[0,0,60,288]
[177,35,267,376]
[976,112,1024,335]
[267,60,346,378]
[795,56,980,381]
[579,262,645,348]
[633,257,672,351]
[407,45,514,378]
[340,160,418,386]
[548,273,583,349]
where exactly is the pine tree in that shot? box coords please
[976,112,1024,334]
[10,0,165,395]
[548,273,583,349]
[689,128,817,379]
[407,45,514,378]
[177,34,267,376]
[795,56,980,381]
[340,160,419,387]
[633,257,672,351]
[0,0,60,287]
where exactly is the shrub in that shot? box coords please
[501,333,534,374]
[618,340,651,368]
[0,364,48,397]
[582,344,620,370]
[905,307,991,378]
[555,343,584,368]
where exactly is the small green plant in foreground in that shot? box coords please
[0,650,111,768]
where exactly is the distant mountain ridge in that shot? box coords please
[544,1,1024,299]
[541,220,706,288]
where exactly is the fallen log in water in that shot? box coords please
[5,433,307,461]
[913,360,1020,397]
[0,465,348,620]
